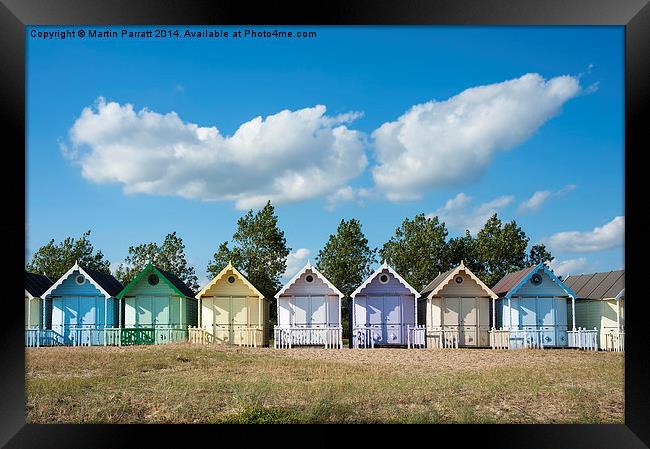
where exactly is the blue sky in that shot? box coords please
[26,26,624,286]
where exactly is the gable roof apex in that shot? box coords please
[195,263,264,300]
[275,263,344,299]
[351,263,418,298]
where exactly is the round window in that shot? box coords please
[228,276,236,284]
[148,274,159,286]
[455,276,464,284]
[379,274,389,284]
[305,274,314,283]
[531,274,542,285]
[75,274,85,285]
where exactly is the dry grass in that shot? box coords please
[26,344,624,424]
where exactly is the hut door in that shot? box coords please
[294,296,310,326]
[383,296,401,345]
[230,296,247,343]
[367,297,383,343]
[443,297,460,335]
[459,298,477,346]
[520,298,537,330]
[310,296,327,326]
[537,297,555,346]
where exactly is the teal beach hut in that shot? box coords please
[39,262,124,346]
[116,263,198,345]
[491,262,576,349]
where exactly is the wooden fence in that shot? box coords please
[406,325,426,349]
[188,326,263,347]
[603,330,625,352]
[489,328,545,349]
[274,326,342,349]
[427,329,460,349]
[567,327,599,351]
[25,329,66,347]
[352,326,376,348]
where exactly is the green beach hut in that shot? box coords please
[116,263,198,345]
[564,270,624,351]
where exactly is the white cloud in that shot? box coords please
[65,98,368,210]
[371,73,582,201]
[324,186,375,211]
[517,184,576,214]
[428,193,515,234]
[283,248,311,281]
[547,257,588,278]
[547,216,624,253]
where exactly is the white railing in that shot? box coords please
[274,326,342,349]
[489,328,510,350]
[25,329,66,347]
[426,328,459,349]
[567,327,599,351]
[352,326,378,348]
[155,327,188,345]
[603,330,625,352]
[189,325,264,347]
[406,325,426,349]
[69,327,122,346]
[489,328,545,349]
[188,327,214,344]
[509,329,545,349]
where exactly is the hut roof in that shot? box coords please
[419,261,497,299]
[491,265,537,297]
[196,262,264,300]
[492,262,575,299]
[25,271,53,297]
[116,263,194,299]
[41,262,123,300]
[351,261,419,298]
[82,267,124,297]
[563,270,624,300]
[275,261,344,299]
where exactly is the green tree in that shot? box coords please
[475,214,530,287]
[27,230,110,280]
[115,232,199,291]
[445,230,481,273]
[528,243,554,266]
[378,214,448,292]
[206,201,290,301]
[316,219,377,338]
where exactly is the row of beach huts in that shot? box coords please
[24,260,625,351]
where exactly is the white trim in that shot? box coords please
[25,289,34,300]
[424,261,498,300]
[195,262,265,300]
[40,262,113,300]
[275,262,344,299]
[351,261,419,298]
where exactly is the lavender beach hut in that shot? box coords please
[351,262,419,348]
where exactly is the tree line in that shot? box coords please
[27,201,554,333]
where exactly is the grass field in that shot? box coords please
[26,344,624,424]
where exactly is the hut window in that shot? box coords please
[379,274,389,284]
[455,276,464,284]
[228,276,236,284]
[148,274,159,286]
[305,274,314,283]
[75,274,85,285]
[531,274,542,285]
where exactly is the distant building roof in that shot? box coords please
[564,270,624,300]
[25,271,54,297]
[491,265,538,298]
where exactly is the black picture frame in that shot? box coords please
[2,0,648,447]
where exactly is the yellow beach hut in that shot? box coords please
[191,262,269,347]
